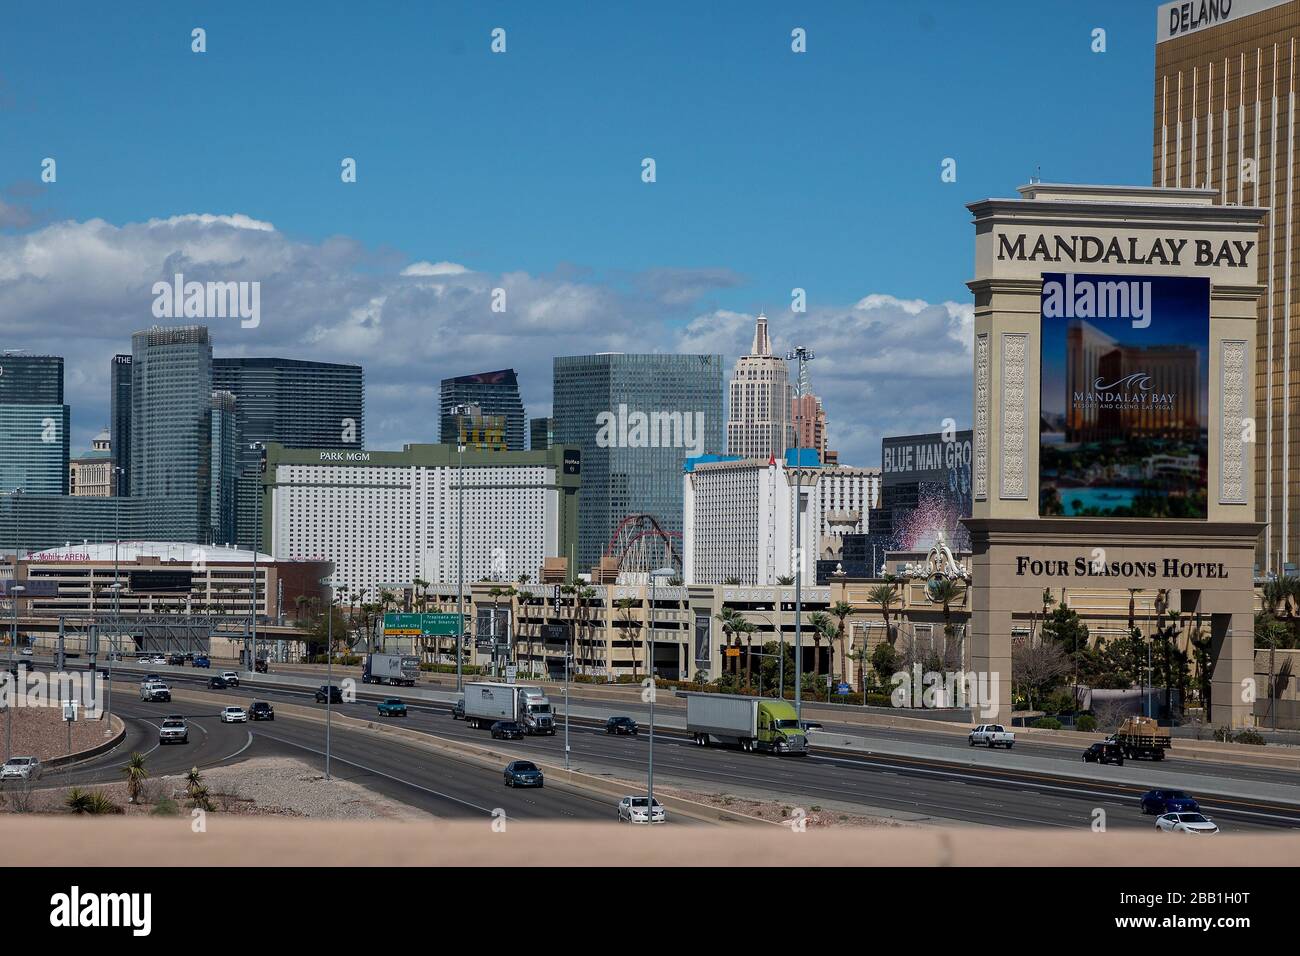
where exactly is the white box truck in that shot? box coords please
[681,692,807,754]
[463,682,556,734]
[362,653,419,687]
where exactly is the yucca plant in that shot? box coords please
[65,787,122,815]
[123,752,149,804]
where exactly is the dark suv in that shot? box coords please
[1141,789,1199,815]
[208,675,231,689]
[315,685,344,704]
[249,701,275,721]
[605,716,639,736]
[450,697,465,719]
[1082,741,1124,765]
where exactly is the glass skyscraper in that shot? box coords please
[439,369,526,451]
[212,356,365,549]
[553,353,724,572]
[131,326,213,542]
[0,353,69,496]
[110,353,132,495]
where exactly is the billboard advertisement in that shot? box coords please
[128,570,194,593]
[1039,273,1209,518]
[873,430,973,554]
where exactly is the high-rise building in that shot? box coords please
[130,326,213,542]
[69,430,113,497]
[1153,0,1299,572]
[530,416,553,450]
[726,315,792,459]
[210,391,238,545]
[263,442,579,596]
[682,451,877,585]
[554,352,724,572]
[791,392,829,458]
[110,354,132,495]
[212,357,364,549]
[439,369,525,451]
[0,353,69,496]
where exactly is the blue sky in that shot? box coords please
[0,1,1165,465]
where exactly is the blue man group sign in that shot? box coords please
[1039,273,1210,519]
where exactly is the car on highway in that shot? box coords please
[315,685,344,704]
[450,697,465,719]
[19,646,32,657]
[617,795,666,824]
[141,673,162,684]
[1082,741,1125,765]
[503,760,544,788]
[377,697,408,717]
[167,654,185,666]
[220,706,249,723]
[254,658,269,673]
[1140,789,1200,815]
[969,724,1015,749]
[0,756,41,781]
[146,655,167,665]
[799,720,825,733]
[490,720,524,740]
[158,718,189,744]
[192,656,211,668]
[1155,811,1219,834]
[208,676,231,690]
[249,701,274,721]
[140,682,171,702]
[605,716,639,736]
[220,671,240,687]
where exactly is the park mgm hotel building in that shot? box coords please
[260,442,581,601]
[1154,0,1299,573]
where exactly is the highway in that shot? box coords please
[14,681,624,824]
[66,661,1300,832]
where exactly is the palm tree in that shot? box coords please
[578,586,598,677]
[776,575,794,585]
[807,611,833,697]
[614,597,642,678]
[829,600,855,691]
[123,752,148,804]
[927,578,964,667]
[739,618,757,691]
[722,576,742,586]
[715,607,744,679]
[866,578,900,647]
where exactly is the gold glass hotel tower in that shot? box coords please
[1153,0,1299,573]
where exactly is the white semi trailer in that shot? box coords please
[462,682,556,735]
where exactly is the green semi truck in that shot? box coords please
[680,692,808,754]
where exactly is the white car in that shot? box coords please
[220,706,248,723]
[1156,812,1219,834]
[969,724,1016,749]
[220,671,240,687]
[19,646,32,656]
[0,756,41,780]
[617,795,666,824]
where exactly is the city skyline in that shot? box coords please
[0,1,1164,469]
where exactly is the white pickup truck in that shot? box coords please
[969,724,1015,749]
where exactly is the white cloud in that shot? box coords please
[0,214,973,468]
[401,260,470,276]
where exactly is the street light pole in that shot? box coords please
[787,346,814,722]
[325,585,333,779]
[647,567,674,818]
[452,404,471,694]
[6,490,23,762]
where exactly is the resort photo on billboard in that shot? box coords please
[1039,272,1209,519]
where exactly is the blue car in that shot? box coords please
[1140,789,1199,815]
[504,760,544,788]
[193,656,211,668]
